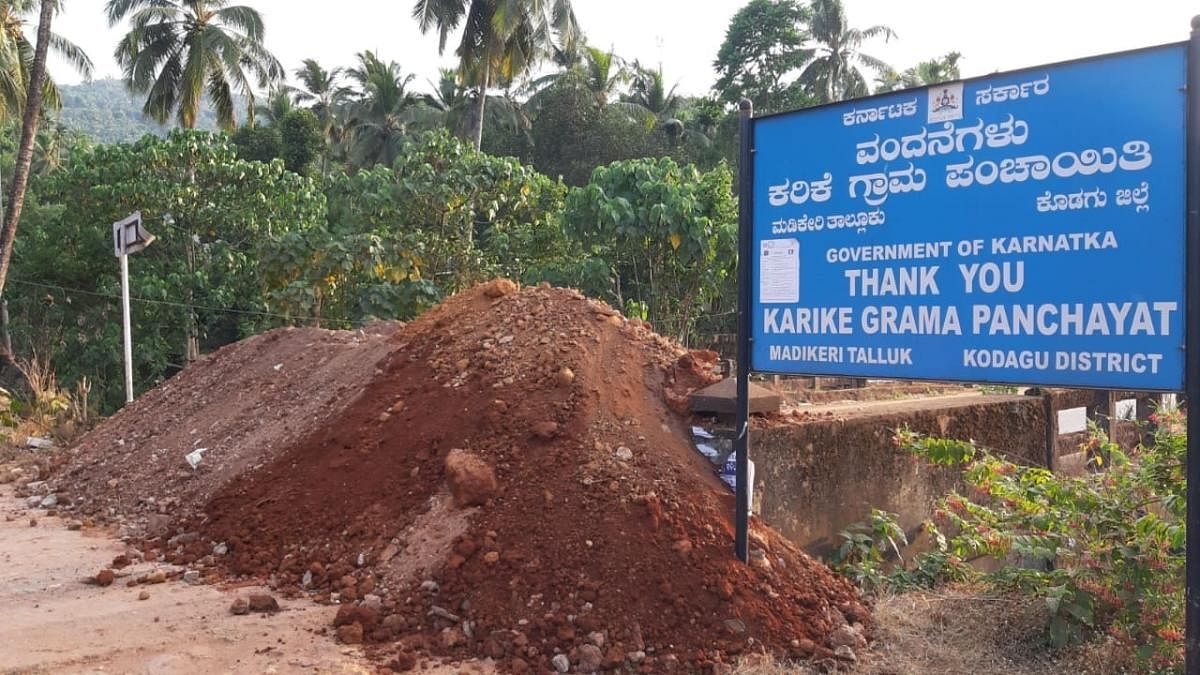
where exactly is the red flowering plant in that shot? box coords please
[870,415,1185,671]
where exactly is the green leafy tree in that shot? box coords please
[11,130,324,410]
[106,0,283,131]
[530,81,678,186]
[712,0,811,113]
[266,130,567,325]
[277,108,320,175]
[412,0,580,149]
[799,0,895,103]
[230,119,279,162]
[564,156,737,342]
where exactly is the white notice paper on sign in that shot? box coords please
[760,239,799,303]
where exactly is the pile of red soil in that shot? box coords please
[54,325,400,534]
[174,281,867,672]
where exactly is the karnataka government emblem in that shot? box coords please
[927,82,964,123]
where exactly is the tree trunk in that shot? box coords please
[471,65,489,151]
[0,0,55,364]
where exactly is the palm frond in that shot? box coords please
[47,32,92,79]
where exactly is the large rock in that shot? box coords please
[444,449,497,508]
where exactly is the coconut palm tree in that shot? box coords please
[876,52,962,93]
[624,61,679,117]
[533,44,628,106]
[343,50,423,168]
[0,0,92,121]
[412,0,580,150]
[251,85,292,125]
[420,67,469,134]
[799,0,894,103]
[105,0,283,131]
[0,0,59,316]
[291,59,342,131]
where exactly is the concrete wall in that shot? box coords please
[751,395,1047,555]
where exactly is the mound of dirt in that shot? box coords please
[50,281,867,673]
[54,326,399,534]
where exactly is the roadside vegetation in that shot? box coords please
[829,413,1186,673]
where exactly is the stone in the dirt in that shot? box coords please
[834,645,857,662]
[28,518,36,527]
[626,651,646,664]
[137,590,150,600]
[334,604,379,629]
[829,624,867,650]
[555,367,576,387]
[389,651,417,671]
[587,631,605,648]
[95,569,115,587]
[248,593,280,612]
[419,580,439,594]
[444,449,497,508]
[577,644,603,672]
[182,570,201,584]
[230,597,250,615]
[25,436,54,450]
[532,421,559,440]
[614,446,633,461]
[551,653,570,673]
[440,626,465,648]
[336,622,364,644]
[428,605,461,623]
[143,570,167,584]
[212,542,228,556]
[482,278,519,298]
[381,614,406,635]
[66,521,82,531]
[24,495,40,508]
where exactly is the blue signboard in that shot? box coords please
[750,44,1188,390]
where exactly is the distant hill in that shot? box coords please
[57,78,242,144]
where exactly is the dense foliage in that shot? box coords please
[6,128,734,411]
[832,418,1187,673]
[9,130,324,410]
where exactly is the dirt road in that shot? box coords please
[0,486,371,675]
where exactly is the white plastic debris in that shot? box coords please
[185,447,208,470]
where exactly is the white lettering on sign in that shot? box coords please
[970,302,1178,336]
[763,307,854,335]
[845,266,940,297]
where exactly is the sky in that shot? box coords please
[47,0,1198,97]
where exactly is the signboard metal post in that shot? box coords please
[1185,16,1200,672]
[112,211,154,405]
[735,99,754,563]
[119,251,133,404]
